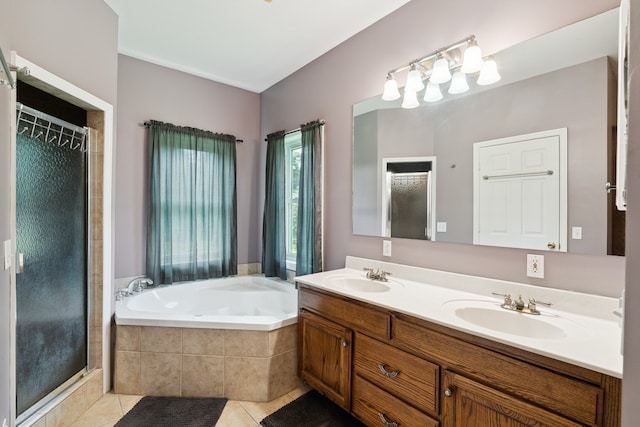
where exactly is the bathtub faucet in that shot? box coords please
[127,277,154,294]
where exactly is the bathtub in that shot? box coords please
[115,275,298,331]
[113,275,303,401]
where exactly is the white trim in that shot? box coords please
[12,55,115,395]
[9,51,17,427]
[472,127,568,252]
[616,0,629,211]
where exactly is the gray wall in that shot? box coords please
[114,55,261,278]
[0,0,118,423]
[261,0,624,298]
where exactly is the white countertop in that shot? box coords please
[295,256,623,378]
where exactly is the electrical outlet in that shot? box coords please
[382,240,392,257]
[436,222,447,233]
[527,254,544,278]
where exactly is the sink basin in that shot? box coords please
[454,306,566,339]
[327,277,391,293]
[443,299,582,340]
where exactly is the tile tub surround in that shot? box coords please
[113,324,302,401]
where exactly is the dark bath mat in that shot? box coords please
[115,396,227,427]
[260,390,366,427]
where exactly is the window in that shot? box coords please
[284,132,301,270]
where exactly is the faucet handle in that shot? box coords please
[115,289,128,301]
[492,292,512,306]
[528,298,552,313]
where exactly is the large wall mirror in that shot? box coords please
[352,8,625,256]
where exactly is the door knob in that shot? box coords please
[547,242,557,249]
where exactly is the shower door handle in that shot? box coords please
[17,253,23,273]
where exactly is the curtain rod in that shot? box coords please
[142,121,243,143]
[264,119,325,141]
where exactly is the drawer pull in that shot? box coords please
[342,340,348,347]
[378,412,399,427]
[378,363,399,379]
[444,387,453,397]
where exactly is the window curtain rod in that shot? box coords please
[265,119,325,141]
[142,121,243,143]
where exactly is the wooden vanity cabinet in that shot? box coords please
[298,310,353,409]
[441,370,582,427]
[297,284,622,426]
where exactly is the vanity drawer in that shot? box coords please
[392,316,602,426]
[354,332,439,416]
[298,285,391,340]
[352,374,439,427]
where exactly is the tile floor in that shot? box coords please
[68,385,312,427]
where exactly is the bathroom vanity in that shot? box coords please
[296,257,622,426]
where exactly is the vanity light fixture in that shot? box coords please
[401,87,420,109]
[406,63,425,92]
[477,56,501,85]
[423,82,443,102]
[430,51,452,84]
[382,73,401,101]
[448,70,470,94]
[381,35,500,108]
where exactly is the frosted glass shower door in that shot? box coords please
[15,132,88,417]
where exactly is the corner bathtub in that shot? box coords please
[115,275,298,331]
[113,275,302,401]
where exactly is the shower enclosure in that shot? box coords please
[15,103,89,420]
[383,158,436,240]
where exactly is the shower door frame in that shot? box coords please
[380,156,437,240]
[8,53,115,425]
[14,105,90,422]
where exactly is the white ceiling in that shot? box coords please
[104,0,411,93]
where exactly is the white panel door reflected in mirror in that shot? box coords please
[473,128,566,251]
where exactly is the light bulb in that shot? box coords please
[477,57,501,85]
[423,82,443,102]
[381,76,401,101]
[401,88,420,109]
[448,71,470,94]
[461,42,483,73]
[430,56,452,84]
[405,67,425,92]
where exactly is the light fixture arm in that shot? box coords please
[383,35,476,78]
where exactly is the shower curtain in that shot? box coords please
[15,131,88,416]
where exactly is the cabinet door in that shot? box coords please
[299,310,353,409]
[442,371,582,427]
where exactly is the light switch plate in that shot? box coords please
[3,240,11,271]
[571,226,583,239]
[382,240,392,257]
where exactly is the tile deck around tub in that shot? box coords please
[113,323,302,401]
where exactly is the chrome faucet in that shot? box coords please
[363,268,391,282]
[492,292,552,315]
[127,277,154,294]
